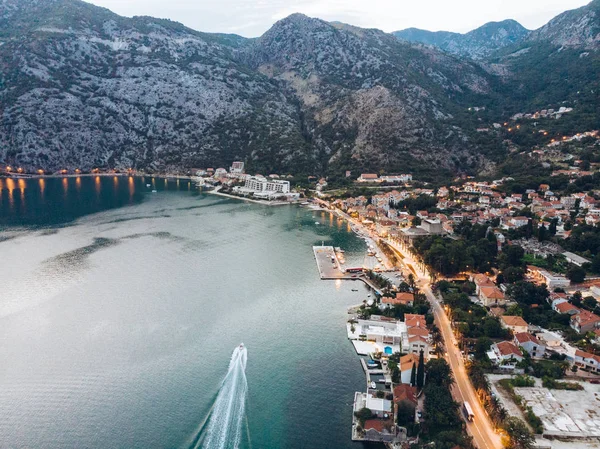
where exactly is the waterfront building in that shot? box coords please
[233,175,292,199]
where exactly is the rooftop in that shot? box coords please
[501,316,528,328]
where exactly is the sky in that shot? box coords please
[86,0,591,38]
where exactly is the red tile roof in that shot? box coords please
[514,332,542,345]
[405,314,426,329]
[393,384,417,405]
[364,419,387,432]
[496,341,523,357]
[555,302,580,314]
[501,316,528,328]
[480,286,505,300]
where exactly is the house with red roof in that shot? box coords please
[489,341,524,366]
[553,301,580,315]
[571,310,600,333]
[362,419,404,443]
[393,384,417,407]
[514,332,545,359]
[479,286,506,307]
[501,316,529,334]
[574,350,600,373]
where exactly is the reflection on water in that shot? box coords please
[0,176,195,227]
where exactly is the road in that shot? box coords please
[388,240,503,449]
[313,200,503,449]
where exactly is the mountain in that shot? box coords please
[0,0,598,178]
[248,14,499,175]
[527,0,600,49]
[485,0,600,112]
[0,2,500,177]
[0,0,316,173]
[393,20,529,60]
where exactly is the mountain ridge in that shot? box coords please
[0,1,598,178]
[393,19,530,60]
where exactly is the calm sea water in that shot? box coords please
[0,177,376,449]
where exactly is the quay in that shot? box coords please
[312,245,383,295]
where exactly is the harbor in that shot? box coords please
[312,245,384,295]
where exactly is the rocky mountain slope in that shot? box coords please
[393,20,529,60]
[0,0,598,177]
[527,0,600,49]
[0,0,499,176]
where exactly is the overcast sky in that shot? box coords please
[86,0,591,38]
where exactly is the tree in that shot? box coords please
[508,281,549,306]
[416,350,425,390]
[583,296,598,310]
[410,362,417,387]
[566,265,586,284]
[502,245,525,267]
[538,224,548,242]
[572,291,583,307]
[506,304,524,316]
[426,358,453,388]
[592,254,600,274]
[504,417,535,449]
[396,400,416,426]
[549,219,558,236]
[354,407,373,427]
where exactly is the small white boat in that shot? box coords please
[370,381,376,389]
[239,343,244,350]
[152,189,157,193]
[146,183,151,188]
[315,222,320,225]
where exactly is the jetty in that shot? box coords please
[312,245,383,295]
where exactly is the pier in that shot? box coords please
[312,246,383,295]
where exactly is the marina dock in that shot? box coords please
[312,246,383,295]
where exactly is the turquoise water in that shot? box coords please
[0,178,378,448]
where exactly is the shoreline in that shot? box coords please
[1,173,194,180]
[206,189,295,207]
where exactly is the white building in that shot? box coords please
[380,174,413,184]
[230,161,245,174]
[353,316,408,354]
[233,176,291,198]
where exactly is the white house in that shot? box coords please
[488,341,524,366]
[514,332,545,359]
[574,350,600,373]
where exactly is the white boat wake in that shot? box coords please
[197,344,248,449]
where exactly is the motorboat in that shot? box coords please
[146,183,151,187]
[239,343,244,350]
[315,222,320,225]
[351,288,358,292]
[152,189,157,193]
[370,381,376,389]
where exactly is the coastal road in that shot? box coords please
[387,238,503,449]
[423,283,503,449]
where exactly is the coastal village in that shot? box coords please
[302,150,600,448]
[4,134,600,449]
